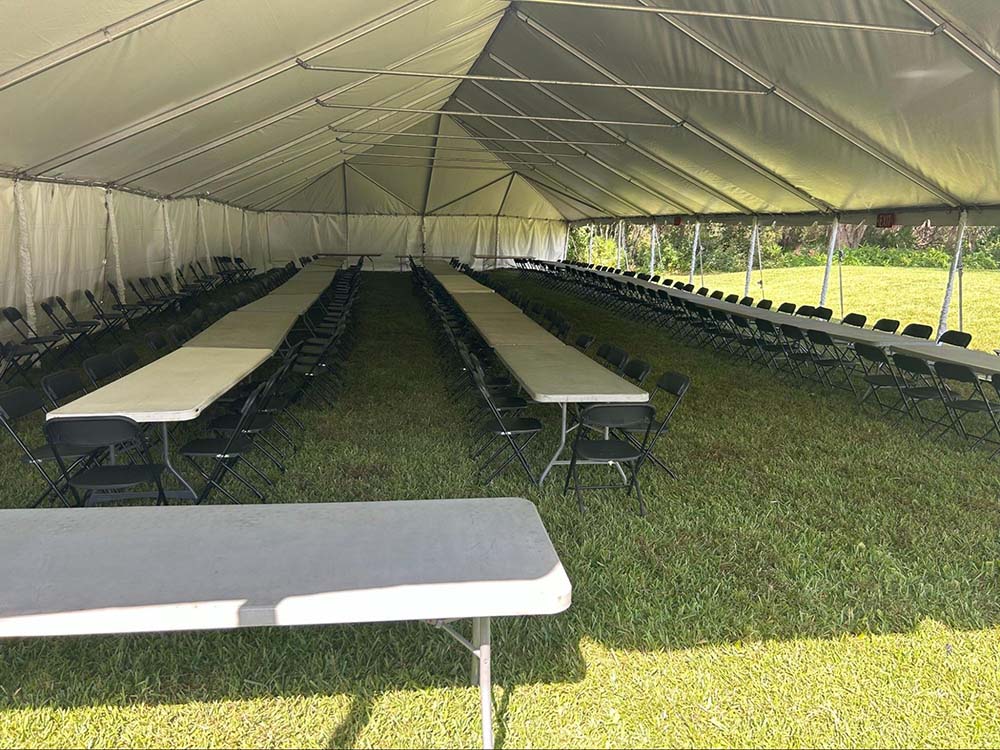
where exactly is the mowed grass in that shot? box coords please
[691,265,1000,352]
[1,271,1000,747]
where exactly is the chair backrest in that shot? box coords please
[813,306,833,321]
[45,415,147,453]
[145,330,171,353]
[83,353,121,385]
[579,403,656,430]
[724,294,739,304]
[901,323,933,339]
[933,361,978,385]
[780,324,806,342]
[739,296,753,306]
[777,302,795,314]
[855,342,891,366]
[806,329,835,347]
[622,358,652,385]
[873,318,900,333]
[795,304,815,317]
[892,353,934,377]
[113,345,140,373]
[0,386,46,423]
[756,299,773,310]
[595,342,611,361]
[938,329,972,348]
[603,346,629,373]
[696,287,709,296]
[709,290,724,300]
[842,313,867,327]
[41,370,89,406]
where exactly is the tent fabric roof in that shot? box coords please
[1,0,997,223]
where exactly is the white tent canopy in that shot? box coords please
[1,0,999,314]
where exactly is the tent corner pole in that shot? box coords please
[819,215,840,306]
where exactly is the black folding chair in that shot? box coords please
[0,387,95,507]
[615,372,690,479]
[933,362,1000,447]
[41,369,90,408]
[901,323,933,339]
[44,416,167,507]
[564,403,657,516]
[83,352,122,387]
[938,330,972,348]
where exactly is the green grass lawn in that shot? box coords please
[1,271,1000,748]
[683,265,1000,353]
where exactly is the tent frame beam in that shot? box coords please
[336,139,582,157]
[296,58,768,95]
[0,0,208,93]
[631,0,963,207]
[453,95,652,216]
[315,99,684,129]
[453,117,622,216]
[517,0,936,35]
[428,172,514,214]
[489,53,752,214]
[900,0,1000,77]
[516,11,831,212]
[330,128,621,146]
[466,81,690,213]
[231,107,441,206]
[118,10,503,185]
[28,0,443,175]
[181,80,455,198]
[346,163,421,213]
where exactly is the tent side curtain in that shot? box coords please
[0,174,568,329]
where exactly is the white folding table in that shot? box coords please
[184,310,300,351]
[493,343,649,483]
[47,347,272,501]
[0,498,572,748]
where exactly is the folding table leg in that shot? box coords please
[538,402,568,485]
[473,616,494,750]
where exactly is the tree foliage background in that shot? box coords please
[567,221,1000,275]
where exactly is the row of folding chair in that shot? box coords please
[0,262,354,508]
[527,260,998,453]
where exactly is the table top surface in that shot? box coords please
[241,294,317,315]
[270,273,336,296]
[453,293,524,316]
[48,347,272,423]
[0,498,572,638]
[185,310,299,351]
[468,314,565,347]
[495,344,649,403]
[437,276,495,294]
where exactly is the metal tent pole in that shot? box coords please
[689,221,700,284]
[744,217,759,297]
[587,224,594,263]
[819,215,840,306]
[649,221,658,275]
[938,210,969,337]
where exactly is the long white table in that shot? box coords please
[0,497,572,748]
[548,261,1000,375]
[424,261,648,484]
[48,347,271,501]
[185,309,301,350]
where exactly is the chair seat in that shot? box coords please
[575,439,643,463]
[210,413,273,433]
[491,417,542,435]
[947,398,999,413]
[181,435,253,458]
[902,385,943,400]
[70,464,165,489]
[24,334,63,345]
[24,444,95,463]
[863,373,897,387]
